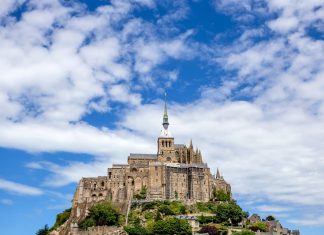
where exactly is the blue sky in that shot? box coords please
[0,0,324,234]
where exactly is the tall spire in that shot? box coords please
[216,168,221,179]
[162,92,169,130]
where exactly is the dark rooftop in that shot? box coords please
[128,153,157,160]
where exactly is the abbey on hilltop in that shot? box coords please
[69,97,231,222]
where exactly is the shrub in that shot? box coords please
[249,221,268,232]
[51,208,71,230]
[169,201,187,215]
[232,229,255,235]
[200,225,218,235]
[134,186,147,200]
[212,189,231,202]
[78,202,120,230]
[214,202,243,225]
[142,201,158,211]
[158,204,175,215]
[152,217,191,235]
[266,215,276,221]
[78,218,96,230]
[198,215,215,224]
[124,224,149,235]
[35,224,49,235]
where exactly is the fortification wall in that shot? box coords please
[73,226,126,235]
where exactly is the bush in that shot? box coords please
[35,224,49,235]
[198,215,215,225]
[169,201,187,215]
[232,229,255,235]
[214,202,243,225]
[51,208,71,230]
[124,224,149,235]
[78,202,120,230]
[212,189,231,202]
[249,221,268,232]
[266,215,276,221]
[200,225,218,235]
[152,217,191,235]
[134,186,147,200]
[142,201,158,211]
[196,202,217,213]
[158,204,175,215]
[78,218,96,230]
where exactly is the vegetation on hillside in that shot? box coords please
[232,229,256,235]
[37,199,285,235]
[51,208,71,231]
[133,186,147,200]
[197,202,244,226]
[78,202,122,230]
[35,225,49,235]
[211,189,231,202]
[249,221,268,232]
[35,208,72,235]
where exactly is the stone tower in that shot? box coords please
[158,93,176,163]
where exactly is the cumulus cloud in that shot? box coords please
[1,0,324,229]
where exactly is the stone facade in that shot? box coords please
[71,137,230,210]
[58,99,231,234]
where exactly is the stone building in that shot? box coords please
[68,98,231,225]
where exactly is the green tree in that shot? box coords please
[232,229,255,235]
[78,202,120,230]
[212,189,231,201]
[214,202,244,225]
[154,211,162,221]
[249,221,268,232]
[266,215,276,221]
[158,204,175,215]
[152,217,191,235]
[78,218,96,230]
[36,224,49,235]
[124,224,149,235]
[51,208,71,230]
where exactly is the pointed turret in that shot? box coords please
[216,168,221,179]
[162,92,169,130]
[160,93,172,137]
[198,150,202,163]
[189,139,193,149]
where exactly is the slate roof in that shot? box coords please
[128,153,157,160]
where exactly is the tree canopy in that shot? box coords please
[78,202,121,230]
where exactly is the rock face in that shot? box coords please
[52,100,231,234]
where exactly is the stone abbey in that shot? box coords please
[70,98,231,222]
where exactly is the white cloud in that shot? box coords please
[1,0,324,229]
[0,0,192,125]
[289,215,324,226]
[0,178,43,196]
[257,205,291,213]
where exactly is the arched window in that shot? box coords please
[101,181,105,187]
[92,194,96,197]
[99,193,103,197]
